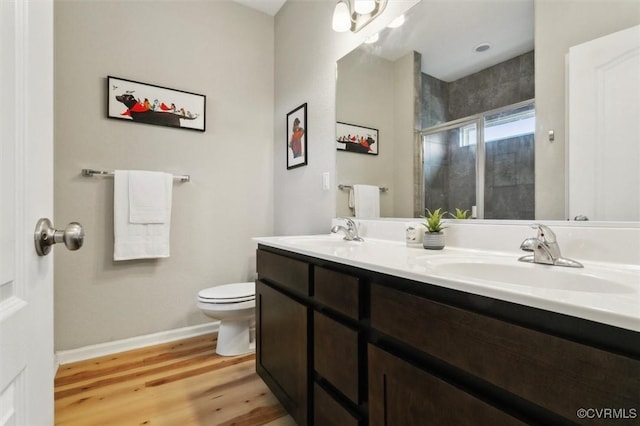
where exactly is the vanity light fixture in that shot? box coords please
[332,0,389,33]
[387,14,405,28]
[364,32,379,44]
[332,1,351,32]
[354,0,375,14]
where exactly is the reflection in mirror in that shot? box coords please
[336,0,535,218]
[566,24,640,221]
[423,101,536,220]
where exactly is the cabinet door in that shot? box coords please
[256,280,308,425]
[368,345,524,426]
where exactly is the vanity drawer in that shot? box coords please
[313,383,360,426]
[368,344,524,426]
[370,283,640,421]
[314,266,360,319]
[257,249,310,296]
[314,311,360,403]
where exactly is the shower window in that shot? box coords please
[459,123,477,147]
[421,100,535,219]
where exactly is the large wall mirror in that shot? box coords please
[335,0,640,222]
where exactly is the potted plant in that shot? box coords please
[422,208,446,250]
[449,208,470,220]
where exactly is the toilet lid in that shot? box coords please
[198,282,255,302]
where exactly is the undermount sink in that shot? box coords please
[425,257,636,294]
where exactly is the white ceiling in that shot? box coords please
[359,0,534,82]
[232,0,287,16]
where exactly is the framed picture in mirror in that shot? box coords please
[336,122,378,155]
[286,103,308,169]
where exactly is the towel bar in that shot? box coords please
[338,184,388,192]
[81,168,190,183]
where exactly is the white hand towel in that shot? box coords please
[353,184,380,218]
[128,170,171,223]
[114,170,173,261]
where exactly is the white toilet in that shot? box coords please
[197,281,256,356]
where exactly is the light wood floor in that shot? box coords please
[55,333,295,426]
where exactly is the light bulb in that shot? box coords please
[364,33,379,44]
[387,14,404,28]
[332,1,351,32]
[354,0,376,15]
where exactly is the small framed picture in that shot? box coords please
[286,103,308,169]
[107,76,206,132]
[336,122,379,155]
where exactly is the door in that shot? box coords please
[0,0,54,424]
[567,24,640,221]
[256,280,308,426]
[368,345,523,426]
[422,119,479,218]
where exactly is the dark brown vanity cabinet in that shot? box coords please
[256,250,310,425]
[312,266,364,425]
[256,246,640,426]
[368,344,525,426]
[370,283,640,423]
[314,383,360,426]
[314,312,360,403]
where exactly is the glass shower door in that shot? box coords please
[483,103,535,219]
[422,120,478,217]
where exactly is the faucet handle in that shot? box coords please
[338,217,357,230]
[531,223,557,244]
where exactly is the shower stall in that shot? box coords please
[421,101,535,220]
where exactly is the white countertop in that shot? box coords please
[255,234,640,332]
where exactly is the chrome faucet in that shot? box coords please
[331,217,364,242]
[518,224,583,268]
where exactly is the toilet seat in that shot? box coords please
[197,282,255,304]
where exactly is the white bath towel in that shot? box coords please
[128,170,172,223]
[114,170,173,261]
[348,188,355,212]
[353,184,380,218]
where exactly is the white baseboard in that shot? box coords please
[55,321,220,367]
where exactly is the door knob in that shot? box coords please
[34,218,85,256]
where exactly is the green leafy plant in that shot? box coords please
[423,208,447,233]
[449,208,470,220]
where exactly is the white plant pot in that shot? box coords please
[423,231,445,250]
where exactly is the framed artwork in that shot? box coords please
[286,103,308,169]
[336,122,379,155]
[107,76,206,132]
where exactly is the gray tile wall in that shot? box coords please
[485,134,535,219]
[421,73,449,128]
[421,51,535,219]
[448,51,534,120]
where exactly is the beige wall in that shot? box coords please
[534,0,640,219]
[336,48,396,217]
[336,48,418,218]
[273,0,419,235]
[54,1,274,350]
[392,51,419,218]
